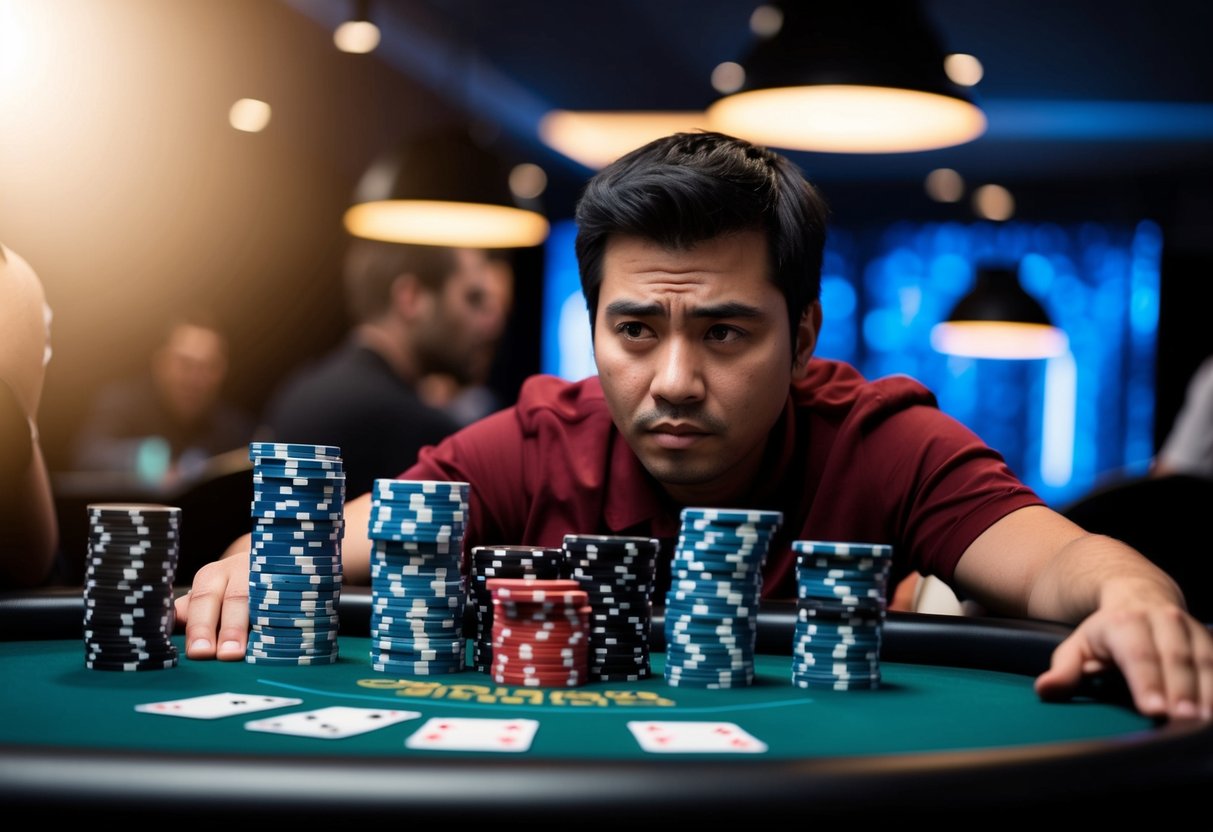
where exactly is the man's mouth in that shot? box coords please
[647,423,711,450]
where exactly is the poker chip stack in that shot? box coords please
[663,508,784,688]
[246,442,346,666]
[487,578,590,688]
[469,545,566,673]
[366,479,469,675]
[791,540,893,690]
[83,503,181,671]
[563,534,659,682]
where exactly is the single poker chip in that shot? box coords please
[87,502,182,517]
[249,442,342,461]
[251,613,341,629]
[792,540,894,559]
[244,653,340,666]
[679,506,783,525]
[373,478,470,496]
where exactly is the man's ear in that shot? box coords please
[791,301,822,379]
[388,273,430,321]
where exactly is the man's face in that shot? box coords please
[152,324,228,424]
[414,249,512,385]
[594,230,812,505]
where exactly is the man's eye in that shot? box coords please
[706,325,740,342]
[619,322,647,338]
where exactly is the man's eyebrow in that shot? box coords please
[602,300,765,319]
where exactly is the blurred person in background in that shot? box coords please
[416,253,516,426]
[260,239,512,496]
[0,242,59,587]
[72,311,255,487]
[1153,354,1213,480]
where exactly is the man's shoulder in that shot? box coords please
[512,374,612,435]
[794,359,938,424]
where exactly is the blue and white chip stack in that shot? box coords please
[791,540,893,690]
[663,507,783,688]
[366,479,469,675]
[246,442,345,666]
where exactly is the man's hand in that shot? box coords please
[1034,600,1213,721]
[174,551,251,661]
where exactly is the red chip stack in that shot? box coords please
[487,578,590,688]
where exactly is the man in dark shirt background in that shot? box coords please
[259,239,511,496]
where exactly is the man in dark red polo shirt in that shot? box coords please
[179,132,1212,723]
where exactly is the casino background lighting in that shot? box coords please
[931,264,1069,360]
[972,184,1015,220]
[711,62,746,95]
[925,168,965,203]
[538,110,711,170]
[706,2,987,153]
[333,0,380,54]
[344,128,550,248]
[228,98,271,133]
[944,53,984,87]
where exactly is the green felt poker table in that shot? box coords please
[1,587,1210,821]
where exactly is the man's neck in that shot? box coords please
[354,323,419,385]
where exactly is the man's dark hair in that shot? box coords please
[574,131,829,352]
[342,238,458,324]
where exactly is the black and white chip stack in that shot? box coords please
[83,503,181,671]
[563,534,659,682]
[366,479,469,675]
[791,540,892,690]
[663,508,784,688]
[469,545,566,673]
[246,442,345,667]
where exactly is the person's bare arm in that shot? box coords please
[0,246,58,587]
[953,505,1213,721]
[175,490,374,659]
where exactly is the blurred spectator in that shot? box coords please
[416,253,516,426]
[72,311,254,486]
[0,242,59,587]
[260,240,511,496]
[1154,354,1213,479]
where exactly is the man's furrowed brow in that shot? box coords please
[603,300,766,319]
[604,299,664,318]
[690,302,764,319]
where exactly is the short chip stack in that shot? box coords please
[366,479,469,675]
[563,534,659,682]
[246,442,345,666]
[791,540,893,690]
[663,508,783,688]
[469,545,565,673]
[83,503,181,671]
[488,578,589,688]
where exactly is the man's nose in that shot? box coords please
[649,338,705,405]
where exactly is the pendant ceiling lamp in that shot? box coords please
[930,265,1069,360]
[707,2,987,153]
[343,128,550,248]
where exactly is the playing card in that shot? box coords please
[404,717,539,752]
[627,721,768,753]
[244,706,422,739]
[134,692,303,719]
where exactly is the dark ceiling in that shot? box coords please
[284,0,1213,224]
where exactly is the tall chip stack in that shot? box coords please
[366,479,469,675]
[663,508,783,688]
[246,442,345,667]
[469,545,566,673]
[791,540,892,690]
[83,503,181,671]
[487,578,590,688]
[563,534,659,682]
